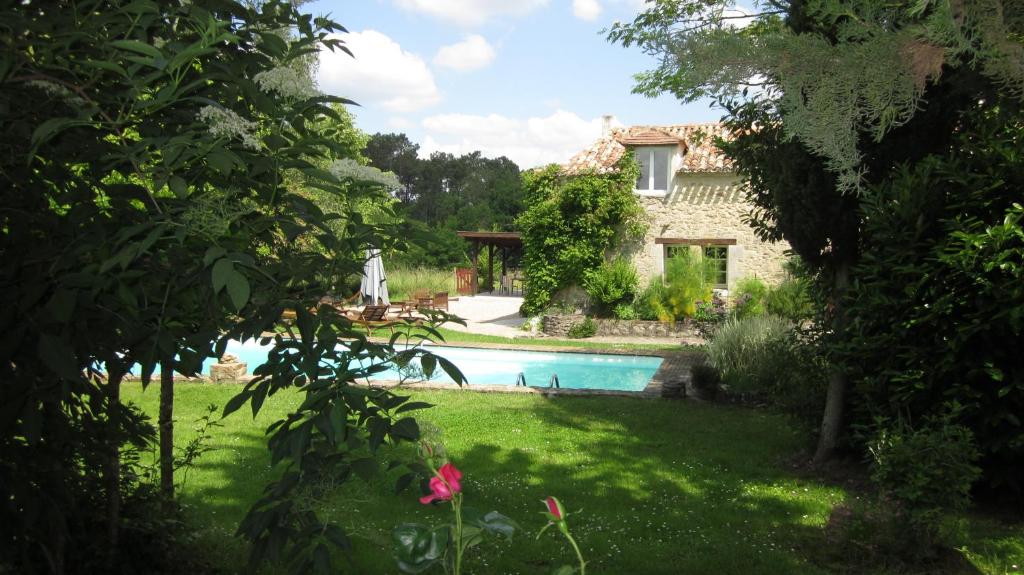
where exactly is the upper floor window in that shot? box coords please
[634,147,672,195]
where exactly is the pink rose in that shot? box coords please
[419,463,463,505]
[544,496,565,521]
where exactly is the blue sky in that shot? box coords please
[309,0,721,168]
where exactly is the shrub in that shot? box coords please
[644,251,715,321]
[634,281,666,321]
[583,258,640,317]
[693,294,728,339]
[731,276,768,318]
[760,331,829,436]
[863,417,982,562]
[613,302,638,320]
[764,277,814,321]
[705,314,793,393]
[566,317,597,339]
[518,158,645,316]
[690,363,721,400]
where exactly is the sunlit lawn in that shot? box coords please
[123,383,1022,574]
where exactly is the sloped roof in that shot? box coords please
[561,123,734,175]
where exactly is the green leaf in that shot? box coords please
[395,472,416,494]
[552,566,576,575]
[203,246,227,266]
[211,259,233,293]
[437,356,467,386]
[30,117,87,150]
[390,417,420,442]
[312,542,331,575]
[169,175,187,198]
[222,389,252,418]
[420,354,436,378]
[208,150,233,175]
[226,271,251,311]
[394,401,434,415]
[44,288,77,324]
[477,511,519,539]
[38,334,79,380]
[392,524,448,574]
[110,39,163,59]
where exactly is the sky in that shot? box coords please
[308,0,722,168]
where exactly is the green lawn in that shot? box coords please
[123,383,1022,574]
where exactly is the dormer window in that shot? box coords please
[634,147,672,195]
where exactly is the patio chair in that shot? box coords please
[432,292,449,312]
[345,304,392,335]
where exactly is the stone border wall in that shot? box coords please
[541,314,698,338]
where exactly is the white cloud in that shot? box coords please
[317,30,441,113]
[419,110,608,168]
[388,116,414,130]
[722,6,756,28]
[393,0,550,27]
[573,0,602,21]
[433,35,496,72]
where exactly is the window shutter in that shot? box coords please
[726,245,743,290]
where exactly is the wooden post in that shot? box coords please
[470,239,479,294]
[487,243,495,293]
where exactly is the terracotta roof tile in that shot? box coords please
[561,122,733,175]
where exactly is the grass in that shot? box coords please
[123,384,1023,574]
[388,265,456,300]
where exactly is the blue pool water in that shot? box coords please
[206,340,662,392]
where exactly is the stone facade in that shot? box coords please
[562,123,791,292]
[613,172,790,290]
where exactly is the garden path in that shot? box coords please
[446,295,683,345]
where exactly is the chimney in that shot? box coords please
[601,114,615,136]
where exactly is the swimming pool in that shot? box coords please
[208,340,663,392]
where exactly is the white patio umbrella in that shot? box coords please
[360,248,390,306]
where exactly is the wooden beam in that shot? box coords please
[470,239,479,294]
[655,238,737,246]
[486,244,495,293]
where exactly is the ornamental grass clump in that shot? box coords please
[705,314,793,393]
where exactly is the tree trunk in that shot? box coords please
[813,262,852,464]
[105,363,123,567]
[159,359,175,509]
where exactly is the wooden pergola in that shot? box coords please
[456,231,523,294]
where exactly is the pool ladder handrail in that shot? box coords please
[515,372,560,389]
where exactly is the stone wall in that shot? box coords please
[542,314,699,339]
[611,173,790,290]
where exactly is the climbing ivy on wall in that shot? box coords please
[517,155,645,316]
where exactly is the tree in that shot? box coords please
[609,0,1024,469]
[1,1,458,572]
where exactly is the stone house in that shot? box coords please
[561,120,790,291]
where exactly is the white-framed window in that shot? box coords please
[634,147,672,195]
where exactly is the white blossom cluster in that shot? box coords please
[329,158,400,190]
[253,66,316,100]
[26,80,86,107]
[197,105,261,151]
